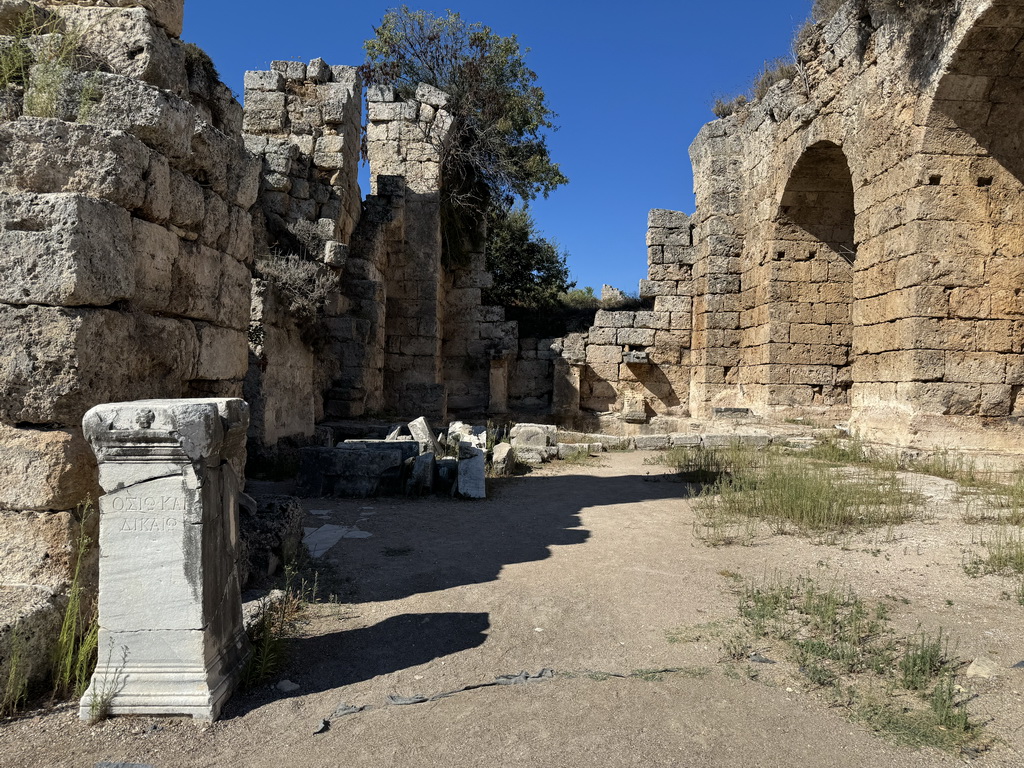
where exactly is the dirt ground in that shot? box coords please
[2,451,1023,768]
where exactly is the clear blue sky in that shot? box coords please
[183,1,813,294]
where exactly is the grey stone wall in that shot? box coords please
[0,0,255,687]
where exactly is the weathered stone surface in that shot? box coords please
[0,118,154,210]
[456,442,486,499]
[52,5,186,94]
[80,398,249,721]
[408,416,443,455]
[490,443,514,476]
[0,192,135,306]
[0,425,100,512]
[0,305,199,426]
[51,70,197,159]
[509,423,557,449]
[66,0,185,37]
[297,442,419,498]
[408,452,436,495]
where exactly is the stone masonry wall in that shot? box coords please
[0,0,256,686]
[679,0,1024,454]
[241,58,363,453]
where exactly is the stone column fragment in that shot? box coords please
[79,398,249,721]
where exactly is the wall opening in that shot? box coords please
[764,140,856,413]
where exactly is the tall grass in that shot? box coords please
[51,501,99,700]
[685,444,923,545]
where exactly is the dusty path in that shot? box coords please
[2,451,1022,767]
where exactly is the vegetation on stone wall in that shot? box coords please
[254,254,341,349]
[363,6,566,212]
[363,7,571,310]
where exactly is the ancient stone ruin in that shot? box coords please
[1,0,1023,718]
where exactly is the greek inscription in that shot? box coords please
[111,495,184,513]
[117,517,180,533]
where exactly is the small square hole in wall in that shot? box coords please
[977,176,993,187]
[928,175,942,185]
[775,251,786,260]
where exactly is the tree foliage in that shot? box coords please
[363,6,567,212]
[483,207,572,309]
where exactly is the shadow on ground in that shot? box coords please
[224,611,490,718]
[318,468,695,604]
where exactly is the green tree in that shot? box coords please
[363,6,567,212]
[483,207,572,308]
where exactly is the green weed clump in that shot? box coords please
[731,574,981,753]
[241,565,320,690]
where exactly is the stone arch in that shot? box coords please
[904,0,1024,423]
[745,140,856,415]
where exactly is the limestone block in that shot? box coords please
[669,433,701,447]
[654,296,693,313]
[0,118,154,210]
[415,82,450,109]
[237,494,303,587]
[271,60,306,80]
[64,0,185,37]
[509,423,557,450]
[53,5,185,94]
[243,90,287,134]
[456,442,486,499]
[0,425,99,512]
[68,70,196,159]
[80,398,249,721]
[0,192,135,306]
[587,345,623,364]
[633,311,672,330]
[490,443,514,476]
[593,310,635,328]
[195,324,247,381]
[244,70,284,93]
[367,84,395,102]
[633,434,670,450]
[639,280,676,298]
[167,168,205,230]
[648,209,690,229]
[408,416,443,455]
[0,305,198,425]
[297,443,417,497]
[367,101,418,122]
[313,134,346,169]
[617,328,656,347]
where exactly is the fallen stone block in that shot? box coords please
[701,433,772,449]
[490,443,514,476]
[456,442,486,499]
[509,423,557,449]
[556,442,603,460]
[298,442,419,498]
[447,421,486,452]
[408,416,443,455]
[237,494,303,588]
[408,452,436,495]
[634,434,671,451]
